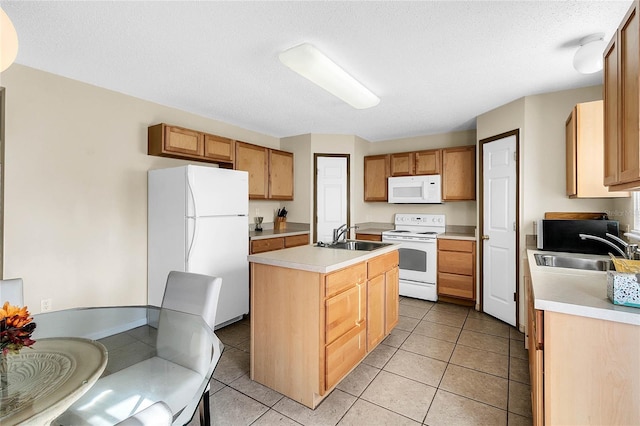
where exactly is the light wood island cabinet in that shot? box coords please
[250,248,399,408]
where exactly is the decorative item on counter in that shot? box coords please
[609,253,640,273]
[275,207,287,230]
[1,301,37,390]
[0,302,36,356]
[607,271,640,308]
[254,216,263,232]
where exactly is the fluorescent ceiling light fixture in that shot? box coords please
[279,43,380,109]
[573,33,606,74]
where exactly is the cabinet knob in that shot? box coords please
[481,235,490,240]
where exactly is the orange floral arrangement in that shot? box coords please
[0,302,36,355]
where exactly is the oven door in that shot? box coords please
[383,238,437,283]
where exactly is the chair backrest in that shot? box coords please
[160,271,222,329]
[0,278,24,306]
[156,271,223,373]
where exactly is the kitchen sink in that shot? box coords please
[321,240,392,251]
[534,253,614,271]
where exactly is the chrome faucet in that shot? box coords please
[333,224,359,244]
[578,233,637,259]
[605,233,640,260]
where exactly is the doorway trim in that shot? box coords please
[313,153,350,243]
[479,129,520,327]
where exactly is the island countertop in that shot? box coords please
[248,243,399,274]
[527,249,640,326]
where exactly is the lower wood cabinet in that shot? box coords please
[250,249,399,408]
[249,233,309,254]
[437,239,475,304]
[526,259,640,425]
[355,233,383,242]
[525,263,544,425]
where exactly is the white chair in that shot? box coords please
[161,271,224,426]
[55,272,223,426]
[0,278,24,306]
[115,401,172,426]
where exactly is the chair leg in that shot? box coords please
[198,390,211,426]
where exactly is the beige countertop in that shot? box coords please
[438,232,476,241]
[248,243,399,274]
[249,223,310,240]
[527,249,640,326]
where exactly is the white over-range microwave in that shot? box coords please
[387,175,442,204]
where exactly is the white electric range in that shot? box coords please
[382,213,445,301]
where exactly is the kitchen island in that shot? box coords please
[526,250,640,425]
[248,243,399,408]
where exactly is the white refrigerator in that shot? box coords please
[148,165,249,328]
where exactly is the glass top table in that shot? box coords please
[1,306,220,426]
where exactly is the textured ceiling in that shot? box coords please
[0,1,632,142]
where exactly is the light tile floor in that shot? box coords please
[190,298,532,425]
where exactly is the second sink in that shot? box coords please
[534,253,614,271]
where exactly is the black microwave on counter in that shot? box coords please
[537,219,620,255]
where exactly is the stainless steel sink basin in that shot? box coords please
[534,253,614,271]
[322,240,392,251]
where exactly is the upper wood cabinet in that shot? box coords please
[269,149,294,200]
[236,142,269,199]
[442,146,476,201]
[149,123,233,167]
[604,1,640,190]
[390,152,415,176]
[235,142,294,200]
[364,155,390,201]
[415,149,442,175]
[204,133,234,164]
[149,124,203,159]
[566,101,628,198]
[390,149,441,176]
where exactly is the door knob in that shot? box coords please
[481,235,490,240]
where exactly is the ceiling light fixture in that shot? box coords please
[0,7,19,72]
[573,33,606,74]
[279,43,380,109]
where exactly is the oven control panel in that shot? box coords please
[394,214,445,226]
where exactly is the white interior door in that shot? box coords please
[316,156,347,243]
[482,135,517,326]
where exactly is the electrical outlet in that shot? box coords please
[41,298,52,312]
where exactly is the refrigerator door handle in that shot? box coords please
[187,173,199,263]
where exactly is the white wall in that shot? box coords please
[2,65,278,312]
[477,84,623,328]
